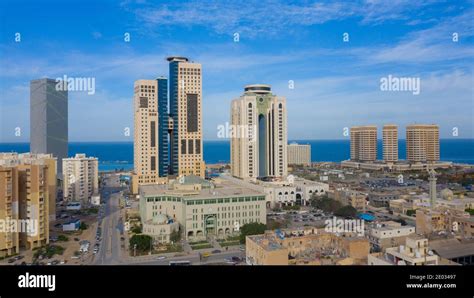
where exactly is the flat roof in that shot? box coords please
[140,178,264,199]
[430,239,474,259]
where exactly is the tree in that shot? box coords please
[310,196,342,213]
[79,222,88,230]
[170,230,181,243]
[131,226,142,234]
[129,234,153,252]
[239,222,266,244]
[57,235,69,242]
[334,205,357,218]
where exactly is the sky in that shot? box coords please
[0,0,473,142]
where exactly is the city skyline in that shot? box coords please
[1,0,473,142]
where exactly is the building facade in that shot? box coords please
[134,79,162,185]
[0,153,57,221]
[231,84,287,179]
[287,143,311,166]
[383,124,398,163]
[350,126,377,162]
[406,124,440,163]
[30,78,68,174]
[63,154,98,204]
[168,57,205,178]
[0,166,19,257]
[139,176,266,241]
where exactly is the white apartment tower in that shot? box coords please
[63,154,98,203]
[406,124,440,163]
[287,143,311,166]
[383,124,398,163]
[350,126,377,162]
[231,84,287,179]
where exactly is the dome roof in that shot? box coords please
[152,214,168,225]
[440,188,454,200]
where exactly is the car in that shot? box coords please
[231,256,241,262]
[156,256,166,260]
[8,258,15,263]
[211,250,221,254]
[74,238,80,241]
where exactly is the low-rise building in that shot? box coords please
[415,207,470,236]
[139,175,266,242]
[429,238,474,265]
[367,221,415,252]
[142,214,179,244]
[62,219,81,231]
[368,236,439,265]
[262,175,328,208]
[246,227,369,265]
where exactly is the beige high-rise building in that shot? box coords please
[134,79,160,184]
[0,153,57,221]
[0,166,19,257]
[63,154,98,203]
[406,124,439,162]
[350,126,377,162]
[287,143,311,166]
[168,57,205,178]
[383,124,398,163]
[17,163,50,250]
[231,84,287,179]
[0,161,51,254]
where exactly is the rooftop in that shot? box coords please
[140,177,264,199]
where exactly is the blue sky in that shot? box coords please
[0,0,473,142]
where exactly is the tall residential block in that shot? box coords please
[0,160,51,253]
[133,79,160,184]
[63,154,98,203]
[287,143,311,166]
[168,56,205,177]
[17,163,50,249]
[350,126,377,162]
[406,124,440,162]
[0,166,19,257]
[383,124,398,163]
[231,84,288,179]
[0,153,57,221]
[30,78,68,174]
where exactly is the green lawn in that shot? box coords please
[191,243,213,250]
[219,241,240,247]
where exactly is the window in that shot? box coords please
[150,121,156,147]
[187,94,198,132]
[195,139,201,154]
[188,139,194,154]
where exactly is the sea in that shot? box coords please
[0,139,473,171]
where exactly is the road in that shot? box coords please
[93,173,247,265]
[94,174,125,265]
[129,250,245,265]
